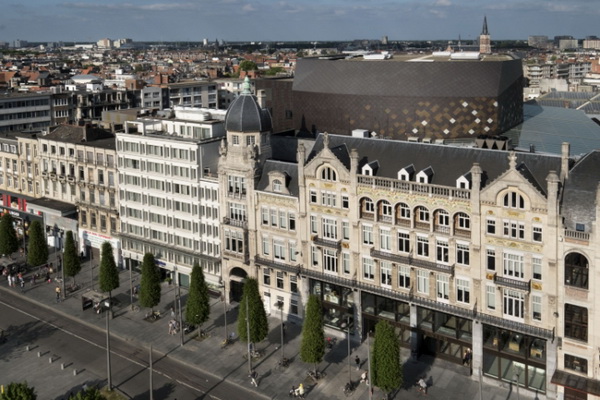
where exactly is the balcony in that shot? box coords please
[494,274,531,292]
[564,229,589,244]
[434,225,450,235]
[454,228,471,239]
[312,236,342,250]
[222,217,247,229]
[227,190,246,200]
[254,256,301,275]
[357,175,471,201]
[370,249,455,275]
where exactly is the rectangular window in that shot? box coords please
[342,221,350,240]
[362,225,373,245]
[290,275,298,293]
[362,257,374,280]
[532,257,542,280]
[380,229,391,251]
[289,213,296,231]
[342,252,350,274]
[487,219,496,235]
[380,261,392,287]
[290,298,298,315]
[279,211,287,229]
[503,253,524,278]
[323,249,338,273]
[262,236,270,255]
[565,354,588,374]
[398,265,410,289]
[503,220,525,239]
[486,285,496,310]
[273,240,285,260]
[322,217,337,239]
[263,268,270,285]
[342,195,349,209]
[487,248,496,271]
[289,242,297,262]
[270,209,277,227]
[310,215,317,234]
[436,240,449,263]
[436,274,449,300]
[309,190,317,203]
[276,271,284,289]
[321,191,337,207]
[311,245,319,266]
[417,270,429,295]
[261,207,269,225]
[503,289,524,319]
[532,294,542,321]
[456,278,470,304]
[456,243,470,266]
[533,226,543,242]
[417,236,429,257]
[565,304,588,342]
[398,232,410,253]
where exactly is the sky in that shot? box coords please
[2,0,599,44]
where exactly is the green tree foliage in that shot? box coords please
[300,295,325,374]
[371,320,402,397]
[237,278,268,345]
[185,262,210,337]
[68,387,106,400]
[0,213,19,256]
[26,220,48,267]
[139,252,161,311]
[0,381,37,400]
[63,231,81,286]
[239,60,258,71]
[98,241,119,301]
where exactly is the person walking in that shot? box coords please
[19,278,25,293]
[249,369,259,387]
[55,286,61,303]
[462,348,472,366]
[355,355,361,371]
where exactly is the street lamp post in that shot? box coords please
[246,297,252,374]
[222,283,228,342]
[177,285,184,346]
[343,316,351,388]
[367,331,373,400]
[105,300,112,390]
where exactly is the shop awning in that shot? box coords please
[551,370,600,396]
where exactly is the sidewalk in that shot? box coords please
[1,255,531,400]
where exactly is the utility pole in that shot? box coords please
[149,345,153,400]
[277,300,284,363]
[177,285,184,346]
[246,297,252,374]
[367,332,373,400]
[105,300,112,391]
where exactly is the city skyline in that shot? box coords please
[2,0,599,44]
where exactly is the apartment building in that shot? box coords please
[167,81,218,109]
[117,108,223,287]
[38,125,120,262]
[217,77,600,399]
[0,92,52,133]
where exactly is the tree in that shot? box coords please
[0,381,37,400]
[300,295,325,375]
[239,60,257,71]
[139,252,161,311]
[98,241,119,304]
[185,262,210,337]
[68,387,106,400]
[26,220,47,267]
[371,320,402,399]
[63,231,81,286]
[0,213,19,257]
[237,278,268,345]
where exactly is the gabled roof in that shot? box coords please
[257,160,299,197]
[516,162,546,196]
[561,150,600,230]
[308,133,562,190]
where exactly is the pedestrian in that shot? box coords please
[355,355,360,370]
[55,286,61,303]
[171,307,175,318]
[462,348,472,366]
[249,369,259,387]
[20,278,25,293]
[360,370,369,385]
[418,377,428,394]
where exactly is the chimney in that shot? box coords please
[561,142,570,180]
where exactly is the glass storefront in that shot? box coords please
[310,280,354,331]
[417,307,472,363]
[361,292,411,348]
[482,324,546,393]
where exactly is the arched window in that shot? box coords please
[272,179,282,192]
[379,200,392,221]
[565,252,589,289]
[398,203,410,219]
[360,197,374,220]
[455,212,470,229]
[503,191,525,209]
[320,166,337,181]
[416,206,430,222]
[436,210,449,226]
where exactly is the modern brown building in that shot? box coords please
[257,53,524,141]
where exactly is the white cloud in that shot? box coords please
[434,0,452,6]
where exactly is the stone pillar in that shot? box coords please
[410,303,420,360]
[471,320,483,379]
[545,338,558,398]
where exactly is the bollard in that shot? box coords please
[49,356,53,364]
[61,363,65,370]
[73,369,77,376]
[26,345,30,352]
[37,351,41,358]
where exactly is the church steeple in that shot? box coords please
[479,15,491,55]
[481,15,489,35]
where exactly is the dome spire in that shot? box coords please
[481,15,489,35]
[242,76,252,95]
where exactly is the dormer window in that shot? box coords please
[457,173,471,189]
[362,161,379,176]
[272,179,282,192]
[398,164,415,181]
[416,167,434,184]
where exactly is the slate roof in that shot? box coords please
[292,56,522,98]
[225,77,272,133]
[257,160,300,197]
[561,150,600,230]
[46,125,116,149]
[307,133,563,193]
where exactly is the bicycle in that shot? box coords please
[131,304,140,312]
[275,357,290,370]
[343,381,355,397]
[307,369,326,381]
[145,310,161,321]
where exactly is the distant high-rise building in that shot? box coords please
[553,35,574,47]
[97,38,112,49]
[528,35,549,48]
[381,36,389,45]
[479,16,491,54]
[559,39,579,50]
